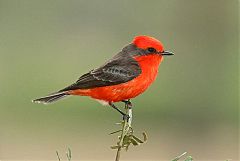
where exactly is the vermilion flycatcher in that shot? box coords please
[33,35,173,116]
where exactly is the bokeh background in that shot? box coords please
[0,0,239,160]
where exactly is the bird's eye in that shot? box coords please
[147,47,157,53]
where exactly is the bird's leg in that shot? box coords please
[122,99,132,108]
[109,102,130,121]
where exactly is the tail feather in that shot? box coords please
[32,92,69,104]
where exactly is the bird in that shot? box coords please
[32,35,174,117]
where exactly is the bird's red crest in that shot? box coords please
[133,35,164,52]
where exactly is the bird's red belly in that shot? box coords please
[69,55,162,102]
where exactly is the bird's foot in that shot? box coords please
[123,114,130,121]
[122,100,132,108]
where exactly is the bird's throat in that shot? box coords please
[134,54,162,80]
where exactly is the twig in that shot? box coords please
[115,103,132,161]
[66,148,72,161]
[172,152,187,161]
[56,148,72,161]
[56,151,61,161]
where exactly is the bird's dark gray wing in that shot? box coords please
[59,54,141,91]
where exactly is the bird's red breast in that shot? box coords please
[68,54,163,103]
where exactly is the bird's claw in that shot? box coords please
[123,100,132,108]
[123,114,130,121]
[126,101,132,108]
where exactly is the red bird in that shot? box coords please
[33,35,173,116]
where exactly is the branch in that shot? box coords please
[110,102,147,161]
[115,104,132,161]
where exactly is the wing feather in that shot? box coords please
[59,54,141,91]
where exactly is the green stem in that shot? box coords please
[115,104,132,161]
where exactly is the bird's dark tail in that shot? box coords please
[32,92,69,104]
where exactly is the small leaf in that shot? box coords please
[142,132,148,142]
[125,145,129,151]
[109,129,122,135]
[172,152,187,161]
[115,121,124,125]
[123,135,130,145]
[111,145,119,149]
[132,135,144,143]
[124,142,131,151]
[184,156,193,161]
[130,138,139,146]
[66,148,72,161]
[56,151,61,161]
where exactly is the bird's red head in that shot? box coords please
[133,35,164,52]
[132,35,174,56]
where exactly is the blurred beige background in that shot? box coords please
[0,0,239,160]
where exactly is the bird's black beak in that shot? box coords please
[160,51,174,56]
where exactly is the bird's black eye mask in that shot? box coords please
[122,44,174,56]
[146,47,157,53]
[122,44,159,57]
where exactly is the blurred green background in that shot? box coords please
[0,0,238,160]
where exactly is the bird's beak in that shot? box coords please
[160,51,174,56]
